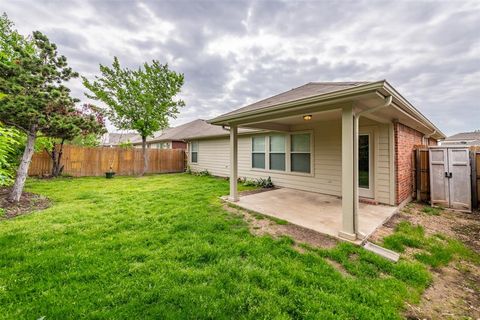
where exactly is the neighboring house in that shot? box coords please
[101,132,140,147]
[183,80,445,241]
[131,119,255,149]
[131,128,187,150]
[440,131,480,146]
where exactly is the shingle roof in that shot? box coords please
[216,81,371,119]
[132,119,255,143]
[445,131,480,141]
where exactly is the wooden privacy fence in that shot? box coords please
[413,146,480,209]
[472,147,480,209]
[413,146,430,202]
[28,145,185,177]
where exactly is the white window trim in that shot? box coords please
[251,135,266,169]
[269,134,287,172]
[250,130,314,177]
[190,141,199,163]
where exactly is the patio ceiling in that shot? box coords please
[239,109,342,131]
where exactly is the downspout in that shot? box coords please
[353,95,393,236]
[423,129,436,146]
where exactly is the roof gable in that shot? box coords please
[214,81,371,119]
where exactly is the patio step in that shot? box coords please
[362,241,400,262]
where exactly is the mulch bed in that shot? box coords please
[0,188,50,219]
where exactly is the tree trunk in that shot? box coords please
[8,130,36,202]
[141,136,147,176]
[51,139,65,177]
[50,145,57,176]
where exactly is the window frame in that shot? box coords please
[290,133,312,174]
[190,141,199,163]
[250,130,314,177]
[251,135,266,169]
[268,134,287,172]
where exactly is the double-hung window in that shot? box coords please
[269,135,286,171]
[252,136,266,169]
[251,132,312,174]
[191,141,198,163]
[291,133,311,173]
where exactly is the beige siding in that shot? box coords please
[188,118,393,205]
[375,124,392,204]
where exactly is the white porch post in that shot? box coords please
[339,105,357,240]
[229,124,239,202]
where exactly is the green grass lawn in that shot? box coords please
[0,174,433,319]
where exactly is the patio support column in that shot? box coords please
[339,105,357,241]
[229,124,239,202]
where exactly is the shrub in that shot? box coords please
[242,176,274,188]
[187,168,211,177]
[0,124,22,186]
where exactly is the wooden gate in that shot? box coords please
[429,146,471,212]
[473,149,480,209]
[414,148,430,202]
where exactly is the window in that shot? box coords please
[250,132,312,174]
[269,135,286,171]
[191,141,198,163]
[291,133,311,173]
[252,136,265,169]
[358,135,369,188]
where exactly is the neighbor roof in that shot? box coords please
[101,132,140,146]
[132,119,256,143]
[444,131,480,141]
[217,82,370,119]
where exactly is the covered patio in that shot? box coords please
[228,188,397,242]
[208,81,442,241]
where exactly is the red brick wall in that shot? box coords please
[394,122,436,205]
[172,141,187,149]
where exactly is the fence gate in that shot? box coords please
[429,147,471,212]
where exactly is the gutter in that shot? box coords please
[353,95,393,236]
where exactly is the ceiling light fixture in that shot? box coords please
[303,115,312,121]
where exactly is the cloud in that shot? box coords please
[2,0,480,135]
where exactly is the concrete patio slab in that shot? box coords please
[228,188,397,242]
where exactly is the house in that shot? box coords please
[440,131,480,146]
[131,127,187,150]
[131,119,255,149]
[184,81,445,241]
[100,132,140,147]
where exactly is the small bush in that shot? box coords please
[242,176,274,188]
[187,168,211,177]
[256,177,274,188]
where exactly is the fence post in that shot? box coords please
[472,150,478,210]
[415,149,421,201]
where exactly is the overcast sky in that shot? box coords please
[3,0,480,136]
